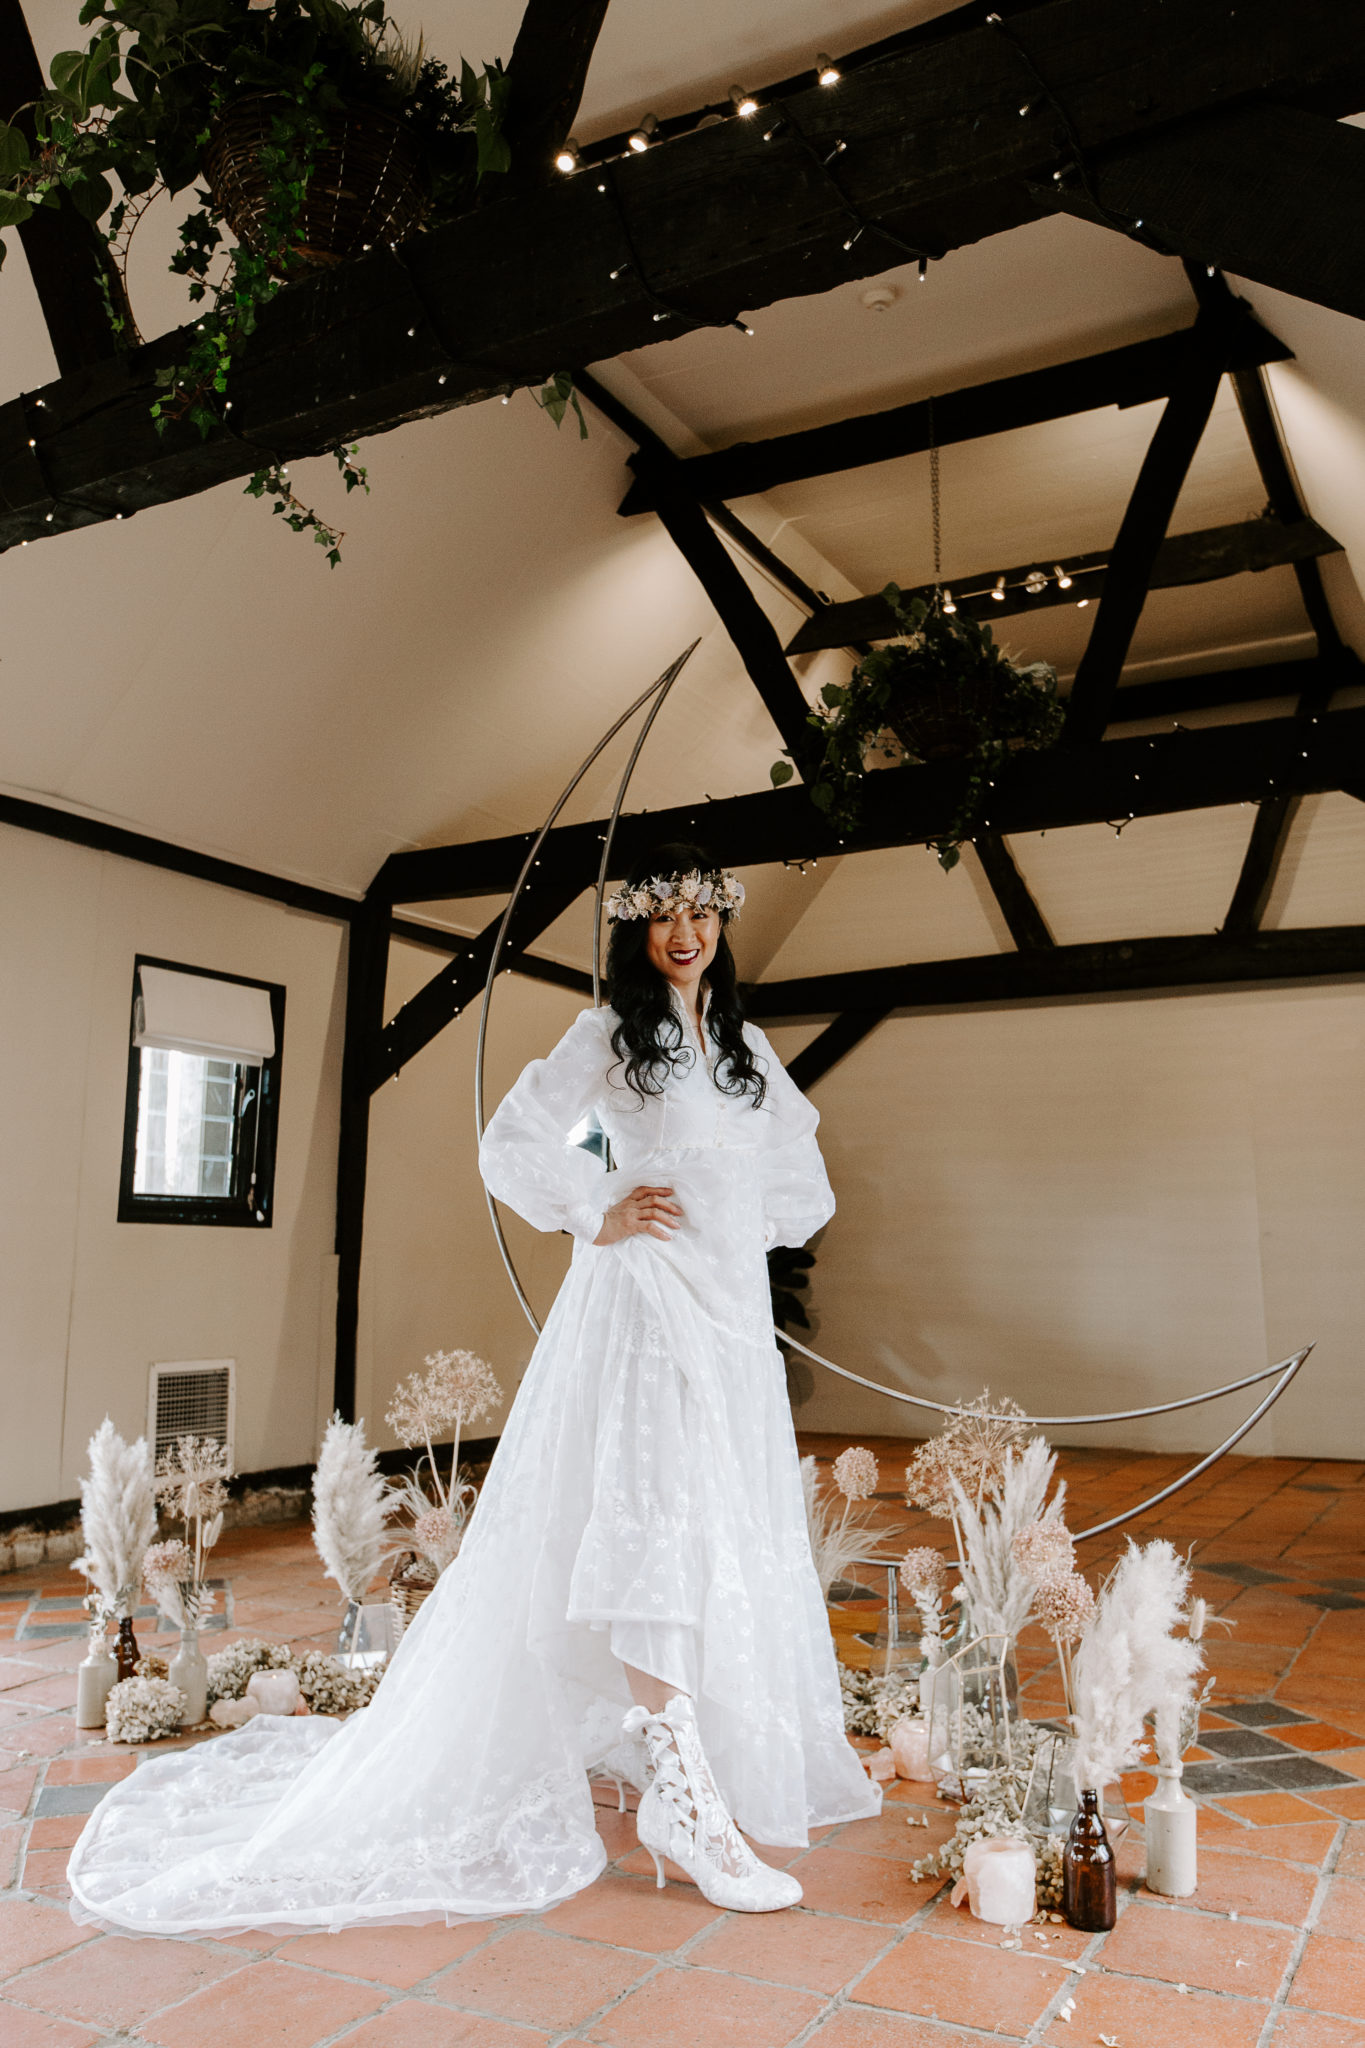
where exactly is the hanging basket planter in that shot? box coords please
[884,665,1028,762]
[203,97,429,273]
[388,1550,438,1643]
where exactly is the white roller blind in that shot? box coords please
[134,965,276,1064]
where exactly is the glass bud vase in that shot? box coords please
[76,1632,118,1729]
[114,1615,141,1683]
[1144,1761,1197,1897]
[169,1623,209,1725]
[1063,1787,1117,1931]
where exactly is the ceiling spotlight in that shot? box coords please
[554,137,581,173]
[1053,564,1073,589]
[816,52,841,85]
[1077,597,1091,608]
[628,114,658,152]
[1024,569,1047,596]
[941,588,957,614]
[730,86,759,117]
[991,575,1006,601]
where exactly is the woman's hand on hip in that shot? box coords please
[594,1184,683,1245]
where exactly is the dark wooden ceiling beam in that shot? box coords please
[620,320,1289,517]
[785,1009,892,1091]
[974,834,1054,949]
[745,925,1365,1022]
[1106,655,1356,727]
[1223,794,1302,938]
[373,874,586,1086]
[371,706,1365,904]
[0,0,131,373]
[784,516,1339,653]
[6,0,1362,552]
[1064,337,1224,744]
[1052,104,1365,328]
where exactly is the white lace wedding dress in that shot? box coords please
[68,1000,877,1935]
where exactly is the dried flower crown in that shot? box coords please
[605,867,745,923]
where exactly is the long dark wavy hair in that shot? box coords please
[604,841,766,1107]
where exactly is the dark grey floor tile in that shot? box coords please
[1201,1564,1291,1586]
[1322,1578,1365,1592]
[1199,1728,1293,1760]
[1182,1761,1277,1795]
[1217,1701,1311,1728]
[1250,1755,1359,1792]
[35,1781,110,1817]
[1298,1592,1365,1611]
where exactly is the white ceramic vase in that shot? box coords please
[75,1637,118,1729]
[169,1624,209,1725]
[1144,1760,1197,1897]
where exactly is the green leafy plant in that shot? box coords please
[768,1243,815,1333]
[774,586,1063,870]
[0,0,511,561]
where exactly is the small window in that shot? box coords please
[118,957,284,1227]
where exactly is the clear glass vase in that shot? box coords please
[169,1623,208,1725]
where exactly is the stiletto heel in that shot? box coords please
[623,1696,802,1913]
[612,1774,627,1814]
[650,1848,666,1888]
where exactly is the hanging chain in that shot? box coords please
[928,393,942,592]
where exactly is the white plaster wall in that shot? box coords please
[770,984,1365,1458]
[0,824,346,1512]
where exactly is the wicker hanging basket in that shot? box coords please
[202,96,429,273]
[388,1550,439,1644]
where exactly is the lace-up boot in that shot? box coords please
[623,1694,802,1911]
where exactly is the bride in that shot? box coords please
[68,843,877,1934]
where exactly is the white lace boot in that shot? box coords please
[623,1694,803,1911]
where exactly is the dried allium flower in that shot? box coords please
[899,1546,949,1601]
[142,1538,194,1590]
[833,1446,879,1501]
[412,1504,463,1572]
[1032,1569,1096,1645]
[154,1435,231,1527]
[906,1391,1034,1516]
[1011,1517,1075,1582]
[386,1351,502,1446]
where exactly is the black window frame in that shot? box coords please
[117,955,286,1228]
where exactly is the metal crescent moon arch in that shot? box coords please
[474,664,1316,1540]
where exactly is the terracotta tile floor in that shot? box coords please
[0,1440,1363,2046]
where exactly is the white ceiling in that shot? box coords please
[3,0,1365,974]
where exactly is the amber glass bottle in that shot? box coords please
[1063,1787,1117,1930]
[115,1615,142,1683]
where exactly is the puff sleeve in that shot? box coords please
[745,1024,836,1250]
[478,1007,614,1242]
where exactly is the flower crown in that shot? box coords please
[605,867,745,923]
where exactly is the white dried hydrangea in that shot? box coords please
[294,1651,381,1716]
[833,1446,879,1501]
[106,1675,186,1744]
[839,1662,919,1739]
[206,1637,294,1706]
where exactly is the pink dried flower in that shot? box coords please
[142,1539,193,1591]
[1012,1517,1075,1581]
[899,1547,948,1601]
[833,1447,879,1501]
[1033,1570,1096,1645]
[906,1390,1033,1516]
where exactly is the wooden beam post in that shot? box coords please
[333,901,390,1422]
[1064,339,1224,743]
[649,494,816,773]
[1223,794,1302,937]
[785,1009,891,1091]
[973,834,1054,949]
[498,0,611,195]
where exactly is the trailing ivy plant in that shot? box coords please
[0,0,517,562]
[774,585,1063,870]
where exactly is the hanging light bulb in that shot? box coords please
[730,86,759,117]
[1053,564,1072,589]
[991,575,1006,601]
[554,137,581,173]
[1024,569,1047,596]
[1076,598,1090,608]
[628,114,658,152]
[816,52,841,85]
[941,588,957,614]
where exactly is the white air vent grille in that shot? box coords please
[148,1359,236,1469]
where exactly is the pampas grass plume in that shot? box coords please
[1071,1538,1203,1791]
[951,1435,1059,1639]
[73,1418,156,1618]
[312,1414,388,1607]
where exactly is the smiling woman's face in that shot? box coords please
[645,905,722,1007]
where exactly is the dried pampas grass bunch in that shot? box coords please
[72,1418,156,1623]
[950,1435,1060,1641]
[1070,1539,1203,1794]
[312,1414,388,1610]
